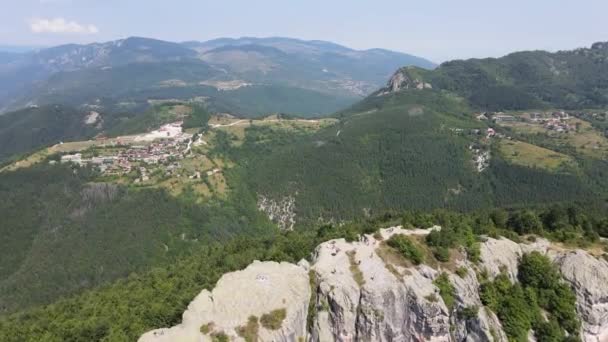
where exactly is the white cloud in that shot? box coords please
[29,18,99,34]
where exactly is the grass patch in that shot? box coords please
[502,118,608,159]
[377,243,411,268]
[260,308,287,330]
[346,250,366,287]
[386,235,424,265]
[307,270,318,330]
[499,139,576,172]
[455,266,468,278]
[385,263,402,279]
[237,316,259,342]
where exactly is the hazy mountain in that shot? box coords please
[0,45,43,53]
[188,37,436,96]
[28,37,197,71]
[0,36,435,116]
[0,52,22,64]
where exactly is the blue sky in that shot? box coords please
[2,0,608,62]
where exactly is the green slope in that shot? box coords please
[219,90,604,226]
[0,164,273,314]
[391,41,608,111]
[0,105,95,163]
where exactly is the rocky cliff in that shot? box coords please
[378,67,432,95]
[139,227,608,342]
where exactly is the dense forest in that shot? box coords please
[0,163,274,314]
[217,90,606,227]
[0,105,97,163]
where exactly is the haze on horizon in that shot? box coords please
[3,0,608,63]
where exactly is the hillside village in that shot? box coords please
[34,113,336,198]
[58,122,204,183]
[478,110,608,134]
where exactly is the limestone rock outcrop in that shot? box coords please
[139,261,310,342]
[378,67,432,95]
[555,250,608,342]
[310,227,452,342]
[139,227,608,342]
[478,237,550,281]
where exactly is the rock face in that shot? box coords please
[555,251,608,342]
[257,194,297,231]
[379,67,432,95]
[139,228,608,342]
[478,237,550,281]
[139,261,310,342]
[310,227,453,342]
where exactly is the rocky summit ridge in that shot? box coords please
[139,227,608,342]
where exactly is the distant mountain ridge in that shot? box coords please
[0,36,435,116]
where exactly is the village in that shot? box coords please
[475,110,586,133]
[58,121,213,183]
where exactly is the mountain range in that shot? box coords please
[0,36,435,116]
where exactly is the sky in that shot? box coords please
[1,0,608,62]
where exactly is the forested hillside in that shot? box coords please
[0,105,95,163]
[387,41,608,110]
[0,163,273,314]
[219,89,606,226]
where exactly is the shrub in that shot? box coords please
[433,247,450,262]
[307,270,318,330]
[490,209,508,228]
[200,322,214,334]
[387,235,424,265]
[211,332,229,342]
[518,252,560,289]
[434,273,456,311]
[465,243,481,263]
[533,319,565,342]
[425,293,439,302]
[455,266,468,278]
[237,316,259,342]
[458,305,479,320]
[401,211,434,229]
[507,210,543,235]
[481,252,580,341]
[260,308,287,330]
